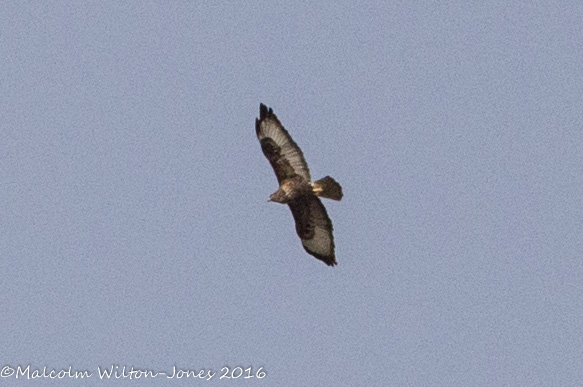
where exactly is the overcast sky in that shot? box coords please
[1,1,582,386]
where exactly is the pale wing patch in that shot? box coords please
[301,225,333,258]
[295,196,336,265]
[258,116,311,182]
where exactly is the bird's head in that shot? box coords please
[268,189,288,204]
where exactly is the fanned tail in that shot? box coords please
[312,176,343,201]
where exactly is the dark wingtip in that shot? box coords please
[304,247,337,267]
[259,103,275,120]
[259,103,269,120]
[256,104,270,136]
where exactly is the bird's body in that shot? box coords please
[268,175,312,203]
[255,104,342,266]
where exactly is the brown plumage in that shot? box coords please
[255,103,343,266]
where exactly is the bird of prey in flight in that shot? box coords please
[255,103,343,266]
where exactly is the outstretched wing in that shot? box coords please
[288,196,336,266]
[256,104,311,183]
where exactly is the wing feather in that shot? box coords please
[256,104,311,183]
[288,196,336,266]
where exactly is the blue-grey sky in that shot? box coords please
[1,2,582,386]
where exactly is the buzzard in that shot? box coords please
[255,104,343,266]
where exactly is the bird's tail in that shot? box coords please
[312,176,343,201]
